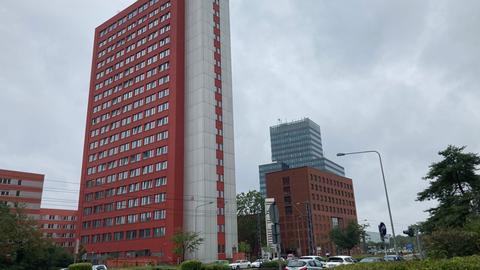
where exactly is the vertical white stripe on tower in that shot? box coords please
[185,0,237,262]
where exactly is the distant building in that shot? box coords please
[259,118,344,196]
[39,208,78,252]
[0,169,44,219]
[365,231,382,243]
[266,166,357,256]
[0,169,78,252]
[265,198,281,258]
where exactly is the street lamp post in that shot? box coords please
[194,201,214,259]
[336,150,398,255]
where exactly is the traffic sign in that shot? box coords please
[378,222,387,241]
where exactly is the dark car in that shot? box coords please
[384,255,403,261]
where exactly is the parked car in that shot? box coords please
[211,260,230,266]
[229,260,251,269]
[251,258,270,268]
[384,255,403,261]
[285,259,324,270]
[92,265,108,270]
[325,256,355,268]
[299,256,327,268]
[359,257,384,263]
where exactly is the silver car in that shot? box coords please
[286,259,324,270]
[300,256,327,268]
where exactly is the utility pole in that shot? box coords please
[415,227,423,259]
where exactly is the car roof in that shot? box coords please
[332,256,352,258]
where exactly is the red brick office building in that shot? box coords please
[39,208,78,253]
[77,0,237,263]
[0,169,44,218]
[0,169,78,252]
[266,167,358,256]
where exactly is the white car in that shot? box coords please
[251,259,270,268]
[92,265,108,270]
[286,259,324,270]
[229,260,251,269]
[325,256,355,268]
[299,256,327,268]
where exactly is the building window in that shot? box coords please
[139,229,151,238]
[153,227,165,237]
[126,230,137,240]
[285,206,292,215]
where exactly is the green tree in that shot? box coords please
[329,221,362,255]
[236,190,266,257]
[238,241,252,253]
[171,231,204,262]
[417,145,480,233]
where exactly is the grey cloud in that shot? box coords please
[0,0,479,234]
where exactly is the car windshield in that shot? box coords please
[360,257,376,262]
[287,260,307,267]
[327,257,343,262]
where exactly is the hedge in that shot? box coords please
[261,260,286,268]
[68,262,93,270]
[336,255,480,270]
[180,260,203,270]
[202,264,231,270]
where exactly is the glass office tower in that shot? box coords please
[259,118,344,196]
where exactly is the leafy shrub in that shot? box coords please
[68,262,93,270]
[423,229,480,258]
[153,265,179,270]
[335,255,480,270]
[202,264,230,270]
[181,260,202,270]
[261,260,285,268]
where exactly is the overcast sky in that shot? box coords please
[1,0,480,234]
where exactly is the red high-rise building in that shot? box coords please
[77,0,237,263]
[266,167,358,256]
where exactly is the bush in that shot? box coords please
[261,260,285,268]
[68,262,93,270]
[153,265,179,270]
[202,264,230,270]
[181,260,202,270]
[335,255,480,270]
[424,229,480,258]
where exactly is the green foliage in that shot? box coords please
[329,221,362,254]
[180,260,202,270]
[238,241,251,253]
[236,190,266,256]
[0,203,74,270]
[418,145,480,233]
[171,231,204,262]
[423,228,480,258]
[201,263,230,270]
[261,260,285,268]
[335,255,480,270]
[68,262,93,270]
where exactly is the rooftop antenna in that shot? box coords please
[277,118,281,124]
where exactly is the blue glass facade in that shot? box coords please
[259,118,345,196]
